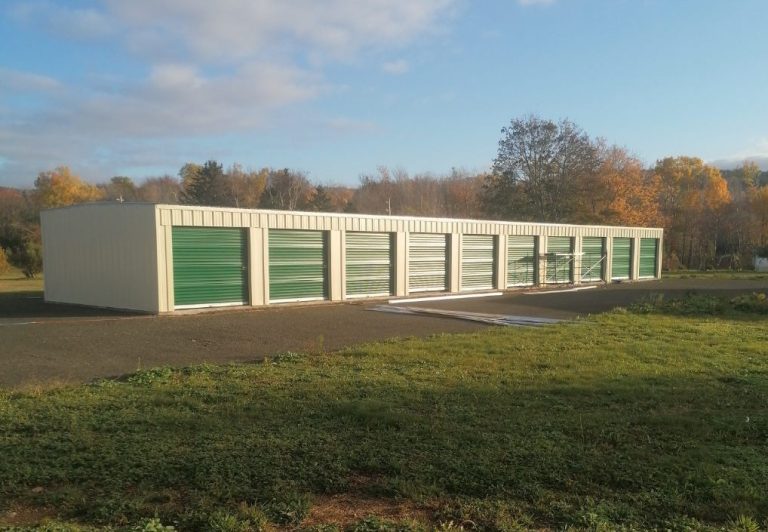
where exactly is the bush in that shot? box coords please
[8,241,43,278]
[630,293,724,315]
[730,293,768,314]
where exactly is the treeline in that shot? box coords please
[2,115,768,277]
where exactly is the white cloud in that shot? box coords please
[711,138,768,170]
[0,67,62,94]
[10,1,112,40]
[1,1,459,183]
[382,59,410,75]
[24,0,457,62]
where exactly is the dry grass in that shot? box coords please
[0,268,43,293]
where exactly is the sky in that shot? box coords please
[1,0,767,188]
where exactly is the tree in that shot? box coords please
[308,185,333,212]
[654,156,731,268]
[6,225,42,278]
[749,185,768,249]
[0,247,11,275]
[182,160,229,206]
[9,240,42,278]
[137,176,182,204]
[32,166,103,209]
[0,187,36,251]
[442,169,487,219]
[487,116,600,222]
[260,169,315,211]
[226,164,267,208]
[178,163,202,191]
[577,144,661,227]
[101,176,138,202]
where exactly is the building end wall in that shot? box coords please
[41,203,160,313]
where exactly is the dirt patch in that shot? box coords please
[1,504,57,527]
[305,494,432,526]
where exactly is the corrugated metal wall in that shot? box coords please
[157,205,664,238]
[41,204,160,312]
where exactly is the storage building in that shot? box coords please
[41,203,663,313]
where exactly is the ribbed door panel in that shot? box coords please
[269,230,327,302]
[581,237,605,282]
[546,236,573,283]
[172,227,248,308]
[611,238,632,280]
[639,238,658,278]
[408,233,447,293]
[346,232,393,297]
[507,236,536,286]
[461,235,495,291]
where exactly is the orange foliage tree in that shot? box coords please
[575,145,662,227]
[749,186,768,250]
[33,166,103,209]
[654,157,731,269]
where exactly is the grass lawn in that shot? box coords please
[663,269,768,280]
[1,298,767,531]
[0,268,43,293]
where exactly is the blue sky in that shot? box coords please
[1,0,767,187]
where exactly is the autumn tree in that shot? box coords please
[226,164,268,208]
[260,169,315,211]
[0,247,10,275]
[720,162,761,266]
[178,163,202,191]
[486,116,600,222]
[32,166,103,209]
[577,144,661,227]
[749,185,768,250]
[441,169,487,219]
[324,186,355,212]
[101,176,138,202]
[654,156,731,269]
[137,176,182,203]
[308,185,333,212]
[350,167,404,215]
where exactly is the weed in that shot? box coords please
[730,292,768,314]
[137,517,177,531]
[126,366,175,385]
[726,515,760,532]
[262,493,311,525]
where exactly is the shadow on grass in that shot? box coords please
[1,360,766,530]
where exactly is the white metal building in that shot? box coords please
[41,203,664,313]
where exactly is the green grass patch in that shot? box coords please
[631,292,768,316]
[0,267,43,293]
[663,269,768,280]
[1,312,767,530]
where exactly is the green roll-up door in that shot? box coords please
[546,236,573,283]
[408,233,447,293]
[172,227,248,308]
[639,238,658,278]
[461,235,495,291]
[611,237,632,280]
[581,237,605,282]
[346,232,393,297]
[269,230,327,302]
[507,236,536,286]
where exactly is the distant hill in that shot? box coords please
[712,156,768,172]
[720,168,768,187]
